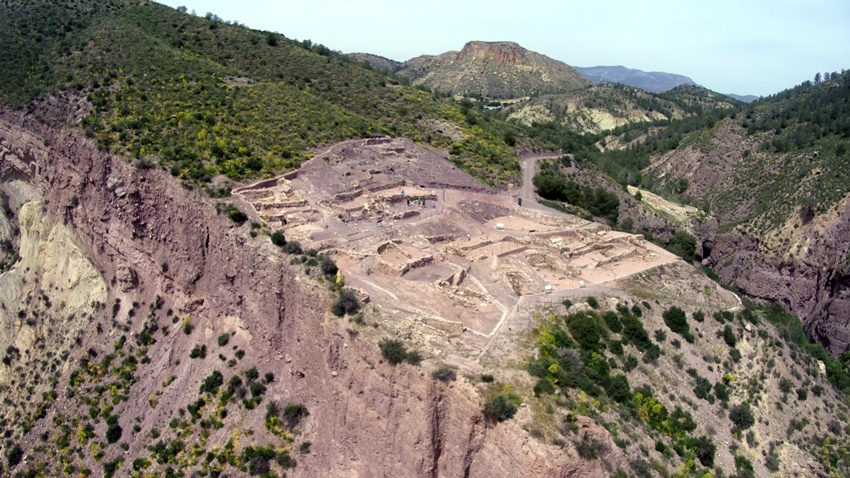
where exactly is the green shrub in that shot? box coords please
[227,205,248,225]
[765,454,780,471]
[270,230,286,246]
[662,306,691,338]
[299,442,311,454]
[729,403,755,431]
[723,325,737,347]
[533,172,619,224]
[693,310,705,322]
[621,313,652,351]
[533,378,556,396]
[608,340,624,356]
[320,256,338,277]
[691,436,716,467]
[103,458,122,478]
[217,333,230,347]
[106,421,123,444]
[667,231,696,261]
[331,288,360,317]
[573,436,607,459]
[605,374,631,403]
[714,382,729,402]
[250,381,267,398]
[200,370,224,395]
[602,311,622,333]
[729,348,742,362]
[480,374,495,383]
[642,344,661,364]
[586,297,599,309]
[283,404,310,427]
[132,458,151,471]
[6,443,23,467]
[282,241,303,255]
[190,345,207,359]
[431,367,457,382]
[734,455,755,478]
[378,338,421,365]
[483,395,518,422]
[564,311,607,350]
[694,377,714,403]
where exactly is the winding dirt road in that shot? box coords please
[518,154,565,216]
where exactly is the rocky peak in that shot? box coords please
[455,41,528,65]
[398,41,590,99]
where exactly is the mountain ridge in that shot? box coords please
[396,41,590,99]
[575,65,697,93]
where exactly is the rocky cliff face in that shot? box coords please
[398,41,590,99]
[0,108,620,476]
[708,196,850,356]
[647,120,850,356]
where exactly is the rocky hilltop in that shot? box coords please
[0,106,628,477]
[398,41,590,99]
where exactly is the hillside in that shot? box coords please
[3,108,850,477]
[347,53,403,72]
[397,41,590,99]
[503,83,690,135]
[2,1,850,478]
[0,0,529,188]
[639,72,850,356]
[658,85,742,114]
[575,65,696,93]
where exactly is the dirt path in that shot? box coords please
[475,283,616,360]
[518,155,567,216]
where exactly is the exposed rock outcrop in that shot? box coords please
[0,107,621,476]
[398,41,590,99]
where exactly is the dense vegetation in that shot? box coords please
[0,0,526,187]
[532,158,620,225]
[527,304,718,475]
[520,295,850,477]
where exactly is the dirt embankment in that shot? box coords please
[0,108,621,477]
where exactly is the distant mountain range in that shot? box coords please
[573,65,695,93]
[726,93,759,103]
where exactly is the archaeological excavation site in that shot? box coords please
[234,137,679,361]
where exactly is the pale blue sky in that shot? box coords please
[158,0,849,97]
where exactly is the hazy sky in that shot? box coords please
[158,0,849,97]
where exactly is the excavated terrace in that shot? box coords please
[234,137,678,358]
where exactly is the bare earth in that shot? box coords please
[234,137,679,362]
